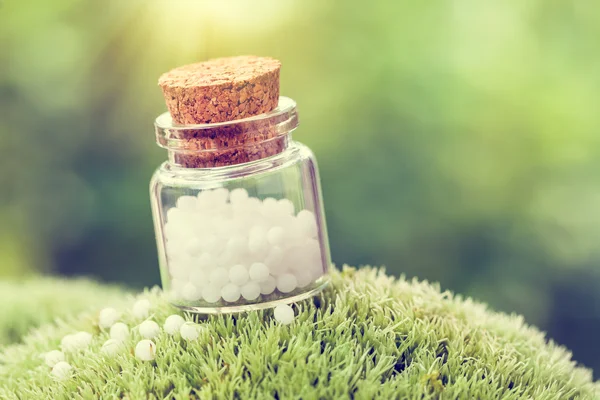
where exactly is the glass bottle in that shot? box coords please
[150,97,331,313]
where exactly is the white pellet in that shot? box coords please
[274,304,295,325]
[241,281,261,301]
[98,307,120,329]
[197,190,215,209]
[110,323,130,342]
[276,199,295,216]
[198,252,217,269]
[296,209,318,238]
[295,269,313,288]
[226,235,247,258]
[139,320,161,339]
[260,275,277,295]
[182,282,202,301]
[229,264,249,286]
[221,283,241,303]
[180,322,201,341]
[132,299,151,319]
[176,195,198,212]
[200,234,219,254]
[184,237,203,256]
[262,197,278,215]
[169,260,191,280]
[277,273,298,293]
[164,314,186,335]
[61,331,92,352]
[135,339,156,361]
[212,188,229,204]
[202,285,221,303]
[248,234,269,255]
[101,339,122,356]
[249,262,270,282]
[230,188,249,204]
[209,267,229,287]
[264,246,284,270]
[51,361,73,381]
[267,226,285,246]
[44,350,65,367]
[189,269,207,288]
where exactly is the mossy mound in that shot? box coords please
[0,267,597,399]
[0,277,128,346]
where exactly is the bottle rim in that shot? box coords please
[154,96,298,152]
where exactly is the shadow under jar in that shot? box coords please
[150,97,331,314]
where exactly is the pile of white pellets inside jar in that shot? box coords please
[164,188,324,304]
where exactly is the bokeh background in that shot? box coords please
[2,0,600,375]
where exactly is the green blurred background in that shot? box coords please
[2,0,599,374]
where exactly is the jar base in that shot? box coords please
[171,278,329,315]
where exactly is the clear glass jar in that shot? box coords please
[150,97,331,314]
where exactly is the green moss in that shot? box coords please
[0,277,128,346]
[0,267,597,399]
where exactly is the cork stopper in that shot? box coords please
[157,56,289,168]
[158,56,281,124]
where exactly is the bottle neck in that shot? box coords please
[166,132,292,168]
[155,96,298,169]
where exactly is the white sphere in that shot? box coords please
[180,322,201,341]
[51,361,73,381]
[248,225,269,254]
[296,209,318,238]
[260,276,277,295]
[276,199,295,216]
[197,190,215,209]
[277,273,298,293]
[249,262,270,282]
[182,283,202,302]
[209,267,229,287]
[200,234,219,254]
[221,283,241,303]
[135,340,156,361]
[230,188,249,204]
[44,350,65,368]
[132,299,151,319]
[110,323,130,342]
[202,285,221,303]
[189,269,207,288]
[98,307,120,329]
[246,197,262,213]
[139,320,161,339]
[166,207,185,224]
[273,304,295,325]
[176,195,198,212]
[169,259,191,280]
[212,188,229,204]
[267,226,285,246]
[170,278,185,294]
[229,264,249,286]
[294,269,313,288]
[226,236,247,258]
[74,331,93,348]
[164,314,185,335]
[264,246,284,270]
[262,197,278,214]
[184,237,203,256]
[101,339,122,356]
[241,282,261,301]
[197,252,217,269]
[61,331,92,352]
[248,234,269,256]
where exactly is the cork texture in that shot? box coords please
[158,56,281,125]
[158,56,284,168]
